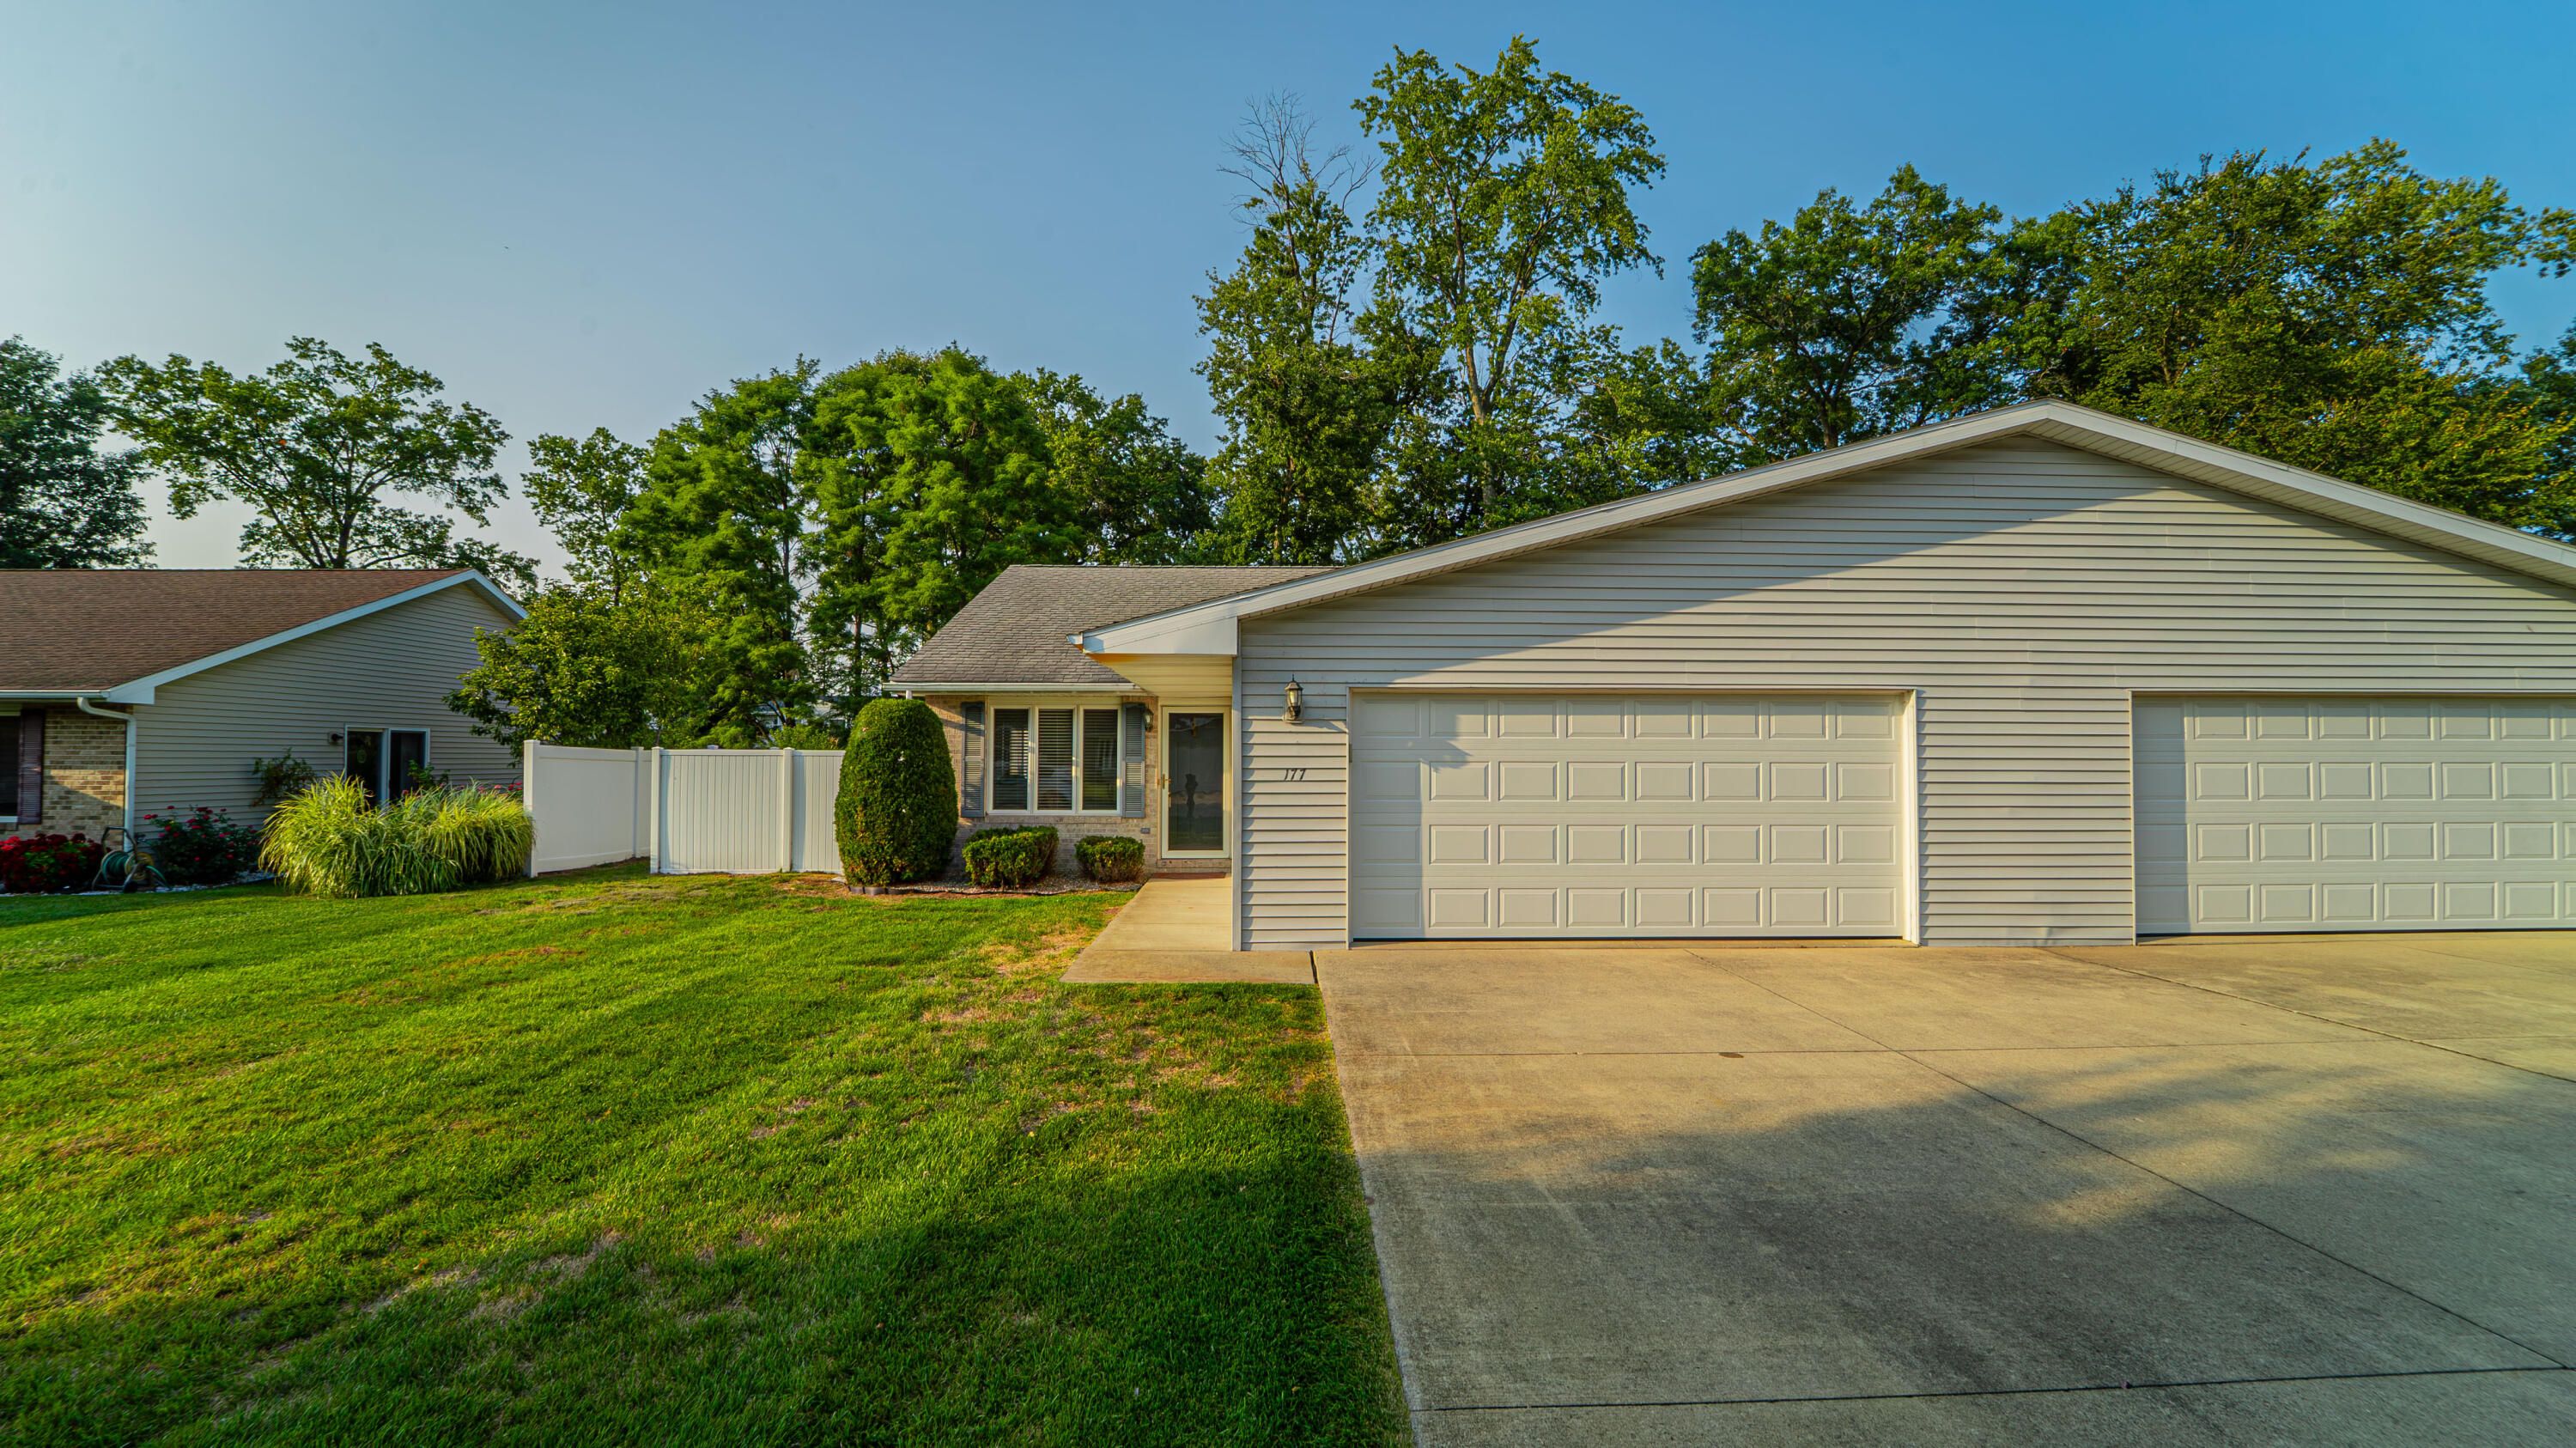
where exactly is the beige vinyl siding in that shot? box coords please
[133,585,520,819]
[1094,654,1231,708]
[1235,438,2576,949]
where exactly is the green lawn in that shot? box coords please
[0,867,1406,1445]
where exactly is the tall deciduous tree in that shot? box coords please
[1197,96,1429,563]
[1359,38,1665,535]
[0,338,153,568]
[807,349,1072,697]
[2515,325,2576,538]
[1018,368,1213,563]
[1681,143,2575,530]
[102,338,533,584]
[523,427,649,603]
[618,363,820,745]
[2004,143,2576,526]
[1691,167,2005,459]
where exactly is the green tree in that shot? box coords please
[1358,38,1666,535]
[1691,167,2005,459]
[2515,325,2576,537]
[1196,96,1429,563]
[2005,143,2576,525]
[0,338,153,568]
[1018,368,1212,563]
[102,338,533,584]
[618,363,820,746]
[446,587,706,749]
[806,349,1072,697]
[524,427,648,603]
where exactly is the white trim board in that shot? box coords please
[100,571,526,703]
[1078,401,2576,657]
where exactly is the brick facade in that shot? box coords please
[7,709,128,844]
[924,694,1197,874]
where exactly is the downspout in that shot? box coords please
[73,697,138,841]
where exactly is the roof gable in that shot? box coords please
[1078,402,2576,655]
[0,569,524,698]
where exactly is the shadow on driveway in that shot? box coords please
[1316,935,2576,1446]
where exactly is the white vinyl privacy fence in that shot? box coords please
[522,743,847,877]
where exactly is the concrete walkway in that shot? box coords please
[1060,877,1314,983]
[1319,934,2576,1445]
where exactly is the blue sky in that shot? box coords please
[5,0,2571,572]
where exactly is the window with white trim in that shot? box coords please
[986,702,1128,814]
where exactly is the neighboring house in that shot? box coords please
[1,569,525,846]
[896,401,2576,949]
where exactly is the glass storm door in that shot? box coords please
[1164,713,1225,854]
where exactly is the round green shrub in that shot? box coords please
[836,698,957,885]
[962,825,1055,888]
[1074,835,1144,883]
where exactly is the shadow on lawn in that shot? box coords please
[11,1095,1409,1448]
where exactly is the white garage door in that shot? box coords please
[1349,693,1905,939]
[2138,697,2576,934]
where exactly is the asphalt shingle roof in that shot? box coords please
[890,564,1335,687]
[0,569,478,692]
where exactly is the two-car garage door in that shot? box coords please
[2138,697,2576,933]
[1350,693,1903,940]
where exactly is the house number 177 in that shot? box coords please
[1279,768,1308,781]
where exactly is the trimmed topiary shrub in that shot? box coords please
[962,825,1055,889]
[835,698,957,885]
[1075,835,1144,883]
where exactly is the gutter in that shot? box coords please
[72,697,138,842]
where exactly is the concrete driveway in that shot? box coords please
[1316,934,2576,1446]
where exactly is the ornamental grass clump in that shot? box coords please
[260,778,534,897]
[835,698,957,886]
[410,785,536,885]
[262,776,455,898]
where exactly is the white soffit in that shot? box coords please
[1078,401,2576,657]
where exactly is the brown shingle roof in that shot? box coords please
[0,569,481,692]
[890,564,1337,687]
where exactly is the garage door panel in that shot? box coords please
[1352,692,1905,939]
[2138,697,2576,934]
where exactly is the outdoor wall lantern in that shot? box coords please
[1284,679,1303,723]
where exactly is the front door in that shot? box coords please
[1164,712,1226,855]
